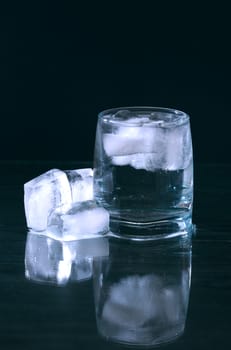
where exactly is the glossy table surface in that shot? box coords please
[0,161,230,349]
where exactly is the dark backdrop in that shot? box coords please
[0,2,230,163]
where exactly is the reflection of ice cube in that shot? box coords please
[104,122,192,171]
[70,258,93,282]
[65,168,93,202]
[24,168,93,231]
[102,275,162,328]
[25,232,94,285]
[47,200,109,241]
[162,286,183,324]
[99,272,189,345]
[24,169,72,231]
[25,233,73,285]
[65,237,109,259]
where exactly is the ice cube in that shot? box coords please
[131,153,164,171]
[47,200,109,241]
[165,124,192,170]
[24,168,94,231]
[109,123,192,171]
[65,168,93,202]
[111,155,133,166]
[103,133,144,157]
[25,231,93,285]
[112,151,165,172]
[24,169,72,231]
[103,122,158,157]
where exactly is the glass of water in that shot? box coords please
[93,107,193,239]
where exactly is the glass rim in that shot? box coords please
[98,106,190,127]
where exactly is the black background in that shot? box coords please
[0,2,230,163]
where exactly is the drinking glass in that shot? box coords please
[93,107,193,239]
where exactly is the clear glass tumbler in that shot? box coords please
[93,107,193,239]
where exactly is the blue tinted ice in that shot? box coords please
[47,200,110,241]
[25,232,109,286]
[25,232,93,285]
[103,120,192,171]
[24,168,93,231]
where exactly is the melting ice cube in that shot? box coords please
[24,169,72,231]
[65,168,93,202]
[24,168,93,231]
[47,200,109,241]
[103,125,157,157]
[106,123,192,171]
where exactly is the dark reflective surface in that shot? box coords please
[0,162,231,349]
[93,235,191,347]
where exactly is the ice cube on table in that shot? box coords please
[25,232,93,285]
[24,168,94,231]
[65,168,93,202]
[47,200,109,241]
[24,169,72,231]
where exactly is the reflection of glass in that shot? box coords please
[94,107,193,239]
[93,232,191,347]
[25,231,109,286]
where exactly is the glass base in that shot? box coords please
[108,215,194,241]
[97,324,185,348]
